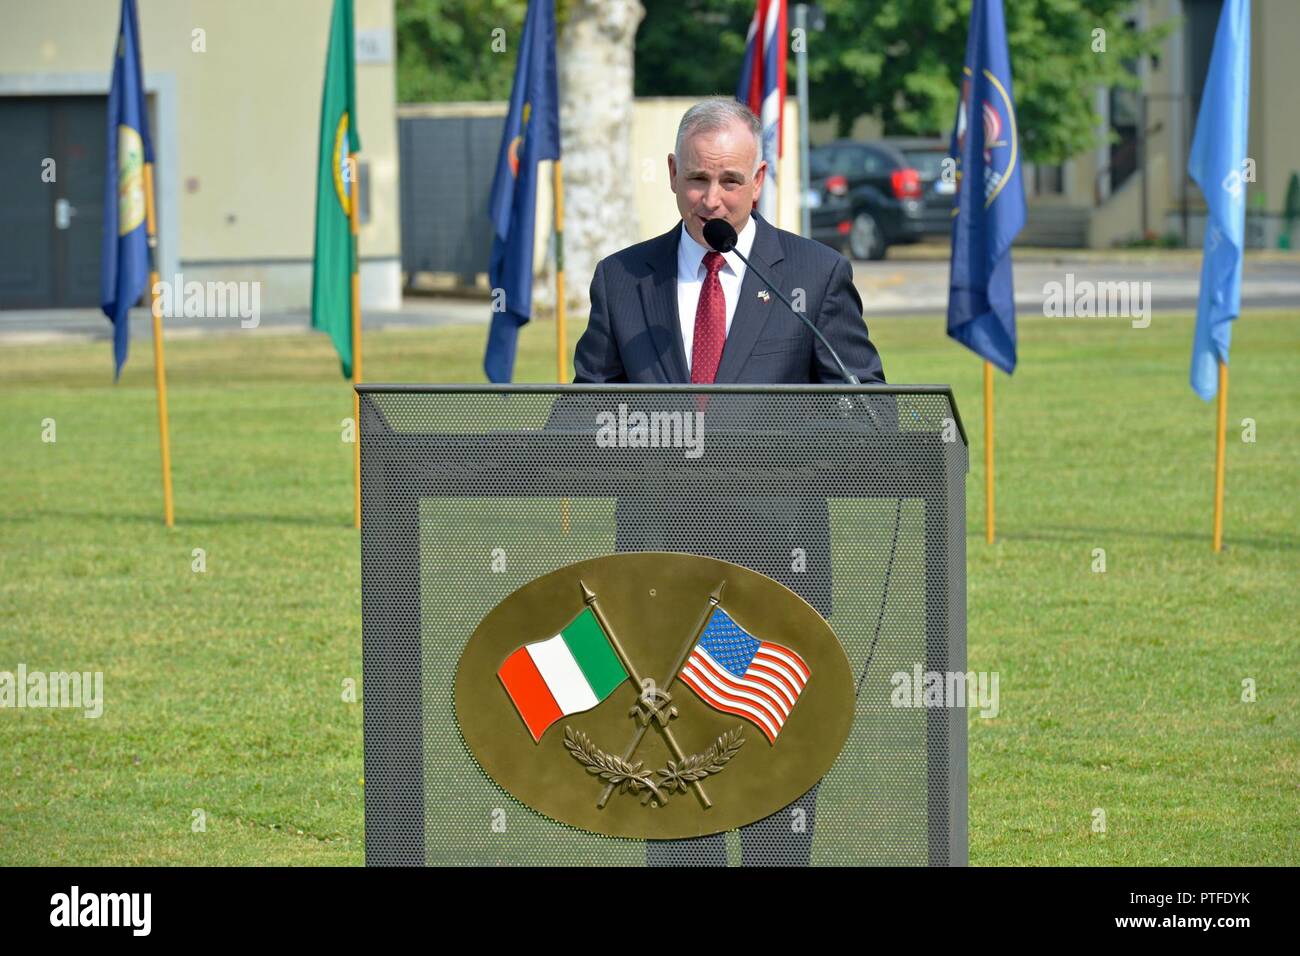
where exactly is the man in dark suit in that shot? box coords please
[570,98,887,866]
[573,100,884,387]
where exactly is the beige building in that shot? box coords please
[0,0,401,310]
[1022,0,1298,248]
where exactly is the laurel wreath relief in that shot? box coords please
[563,725,746,807]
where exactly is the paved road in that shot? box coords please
[851,257,1300,316]
[3,256,1297,343]
[0,296,489,345]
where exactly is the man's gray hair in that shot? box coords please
[674,97,763,174]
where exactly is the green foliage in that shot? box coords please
[1122,230,1184,249]
[396,0,528,103]
[1284,173,1300,225]
[633,0,1171,165]
[396,0,1168,163]
[632,0,754,98]
[395,0,577,103]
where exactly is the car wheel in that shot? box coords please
[849,211,886,261]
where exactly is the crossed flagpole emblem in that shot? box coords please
[564,579,746,810]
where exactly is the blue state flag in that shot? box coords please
[1188,0,1251,401]
[100,0,154,379]
[946,0,1025,374]
[484,0,561,383]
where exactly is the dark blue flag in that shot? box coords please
[100,0,154,379]
[484,0,561,383]
[947,0,1025,374]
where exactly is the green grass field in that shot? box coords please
[2,308,1296,865]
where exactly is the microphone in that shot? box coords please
[703,220,894,696]
[702,218,861,386]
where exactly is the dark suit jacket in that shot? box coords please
[572,212,885,385]
[564,213,889,619]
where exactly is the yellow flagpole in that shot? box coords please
[984,359,995,544]
[554,160,570,536]
[142,162,175,528]
[348,156,362,531]
[1213,360,1228,552]
[553,160,567,383]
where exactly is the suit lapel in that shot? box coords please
[714,213,785,384]
[637,224,689,383]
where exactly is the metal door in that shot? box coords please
[0,96,108,308]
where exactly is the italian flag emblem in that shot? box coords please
[497,608,629,742]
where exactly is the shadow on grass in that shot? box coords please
[977,525,1300,552]
[17,508,1299,551]
[8,509,353,530]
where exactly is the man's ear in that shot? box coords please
[752,160,768,196]
[667,153,677,193]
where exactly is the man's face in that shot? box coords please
[668,119,766,249]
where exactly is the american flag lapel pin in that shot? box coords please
[757,290,771,303]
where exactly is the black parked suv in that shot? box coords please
[807,138,953,260]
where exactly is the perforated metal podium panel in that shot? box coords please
[359,385,968,866]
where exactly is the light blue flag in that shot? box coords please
[1187,0,1251,401]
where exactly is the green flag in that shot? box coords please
[311,0,361,379]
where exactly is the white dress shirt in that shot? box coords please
[676,215,756,374]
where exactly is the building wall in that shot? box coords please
[1080,0,1298,249]
[0,0,401,309]
[808,112,884,147]
[1250,0,1300,246]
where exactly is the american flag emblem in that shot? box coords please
[678,608,809,744]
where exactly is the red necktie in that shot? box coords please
[690,251,727,384]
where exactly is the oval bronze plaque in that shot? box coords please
[454,553,854,839]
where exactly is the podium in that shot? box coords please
[358,384,968,866]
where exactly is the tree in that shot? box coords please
[548,1,646,317]
[397,0,642,317]
[633,0,1170,166]
[631,0,752,98]
[396,0,526,103]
